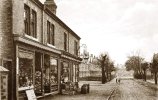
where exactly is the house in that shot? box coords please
[79,47,101,79]
[0,0,82,99]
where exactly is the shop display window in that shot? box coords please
[44,55,50,93]
[19,58,33,88]
[61,62,69,83]
[50,58,58,91]
[43,55,59,93]
[75,64,79,82]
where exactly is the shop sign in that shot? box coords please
[26,89,37,100]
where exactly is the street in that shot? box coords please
[39,78,158,100]
[111,79,158,100]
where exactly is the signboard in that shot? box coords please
[26,89,37,100]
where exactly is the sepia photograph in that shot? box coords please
[0,0,158,100]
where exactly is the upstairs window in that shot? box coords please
[24,4,37,38]
[64,33,67,51]
[74,41,78,56]
[47,21,55,45]
[47,21,50,44]
[24,4,30,35]
[50,24,55,45]
[31,10,37,38]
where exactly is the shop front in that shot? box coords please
[60,52,81,94]
[15,42,61,99]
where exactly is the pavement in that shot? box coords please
[39,79,117,100]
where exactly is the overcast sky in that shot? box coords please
[40,0,158,65]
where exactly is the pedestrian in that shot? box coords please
[118,78,121,84]
[116,78,117,83]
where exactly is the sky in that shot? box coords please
[40,0,158,65]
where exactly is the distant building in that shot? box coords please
[79,47,101,78]
[0,0,82,99]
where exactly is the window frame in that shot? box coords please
[24,4,30,36]
[31,9,37,38]
[74,40,78,56]
[64,33,67,51]
[47,21,50,44]
[50,24,55,45]
[24,4,37,39]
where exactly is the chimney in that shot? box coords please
[44,0,57,15]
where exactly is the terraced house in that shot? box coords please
[0,0,82,99]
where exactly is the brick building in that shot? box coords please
[0,0,82,99]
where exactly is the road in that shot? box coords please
[111,79,158,100]
[39,78,158,100]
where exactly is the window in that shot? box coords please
[74,41,78,56]
[61,62,69,83]
[47,21,55,45]
[24,4,37,38]
[31,10,37,38]
[50,24,55,45]
[43,55,58,93]
[19,58,33,88]
[64,33,67,51]
[50,58,58,92]
[24,4,30,35]
[47,21,50,44]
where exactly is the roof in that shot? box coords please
[31,0,81,40]
[0,66,9,72]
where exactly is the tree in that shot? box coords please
[151,53,158,84]
[108,61,115,80]
[98,53,115,84]
[101,55,107,83]
[125,55,144,79]
[141,62,149,81]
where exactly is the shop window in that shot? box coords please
[44,55,50,93]
[19,58,33,88]
[44,55,58,93]
[75,65,79,82]
[61,62,69,83]
[73,64,76,82]
[50,58,58,92]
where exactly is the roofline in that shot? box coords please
[31,0,81,40]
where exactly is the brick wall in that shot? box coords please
[0,0,15,100]
[12,0,24,36]
[43,12,80,54]
[0,0,14,59]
